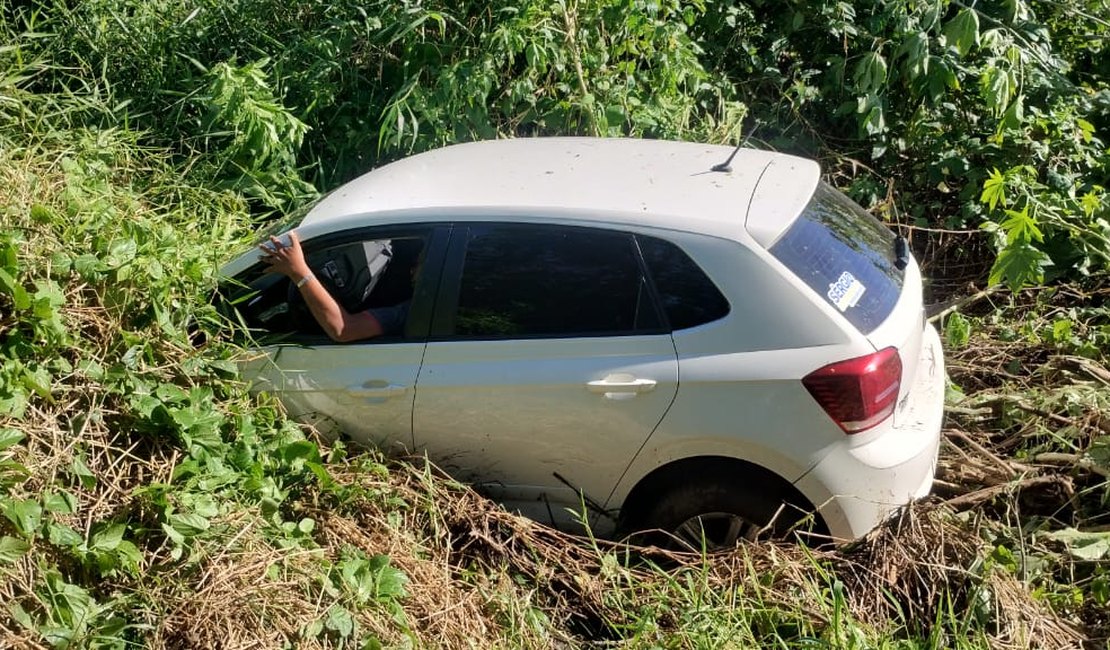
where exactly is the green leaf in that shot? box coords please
[2,499,42,537]
[896,32,929,79]
[161,523,186,545]
[945,312,972,348]
[21,365,53,402]
[1080,191,1102,218]
[1000,206,1043,244]
[43,491,78,515]
[0,268,30,310]
[168,512,210,537]
[989,241,1048,290]
[0,428,25,451]
[0,536,30,563]
[72,455,97,489]
[944,8,980,56]
[856,94,886,136]
[47,523,84,549]
[325,605,354,638]
[1002,94,1025,130]
[1042,528,1110,561]
[853,51,888,95]
[980,65,1013,117]
[980,168,1008,212]
[924,56,959,103]
[89,523,126,552]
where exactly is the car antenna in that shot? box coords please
[711,140,745,173]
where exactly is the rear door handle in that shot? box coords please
[346,381,408,398]
[587,374,657,398]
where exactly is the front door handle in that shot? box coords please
[346,380,408,398]
[587,374,657,398]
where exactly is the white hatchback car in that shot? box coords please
[221,137,945,548]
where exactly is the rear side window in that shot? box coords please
[454,225,662,337]
[770,183,903,333]
[638,236,729,330]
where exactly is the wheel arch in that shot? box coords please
[615,455,829,537]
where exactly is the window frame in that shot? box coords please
[222,223,453,346]
[429,222,670,341]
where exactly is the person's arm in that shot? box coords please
[258,231,383,342]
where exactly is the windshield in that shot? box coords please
[257,197,321,240]
[769,183,903,333]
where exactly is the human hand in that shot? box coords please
[259,231,311,280]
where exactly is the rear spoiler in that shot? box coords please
[744,155,820,249]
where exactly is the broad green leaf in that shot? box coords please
[0,428,24,451]
[0,268,30,310]
[105,238,137,268]
[161,523,186,545]
[1077,118,1095,143]
[1002,94,1025,130]
[980,168,1008,212]
[1042,528,1110,561]
[325,605,354,638]
[989,241,1048,290]
[110,540,143,575]
[2,499,42,537]
[857,95,886,136]
[1080,191,1102,218]
[979,65,1013,116]
[945,312,972,348]
[155,383,190,404]
[944,8,980,56]
[28,203,52,223]
[0,536,30,563]
[72,455,97,489]
[47,523,84,548]
[168,512,210,537]
[853,51,888,95]
[21,365,53,401]
[90,523,126,552]
[1000,206,1043,244]
[43,491,78,514]
[925,57,958,103]
[896,32,929,79]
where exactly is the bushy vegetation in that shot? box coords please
[1,0,1108,648]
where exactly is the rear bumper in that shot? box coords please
[794,323,946,541]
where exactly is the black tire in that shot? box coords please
[621,468,811,552]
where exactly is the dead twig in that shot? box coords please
[942,474,1073,511]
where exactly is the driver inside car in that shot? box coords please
[259,231,412,342]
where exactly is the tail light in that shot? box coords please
[802,347,902,434]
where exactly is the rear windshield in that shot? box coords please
[769,183,903,333]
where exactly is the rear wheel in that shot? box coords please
[622,469,811,552]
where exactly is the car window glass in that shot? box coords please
[638,236,730,330]
[224,234,427,341]
[769,183,902,333]
[454,226,661,337]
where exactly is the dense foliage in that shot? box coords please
[28,0,1110,289]
[1,0,1109,647]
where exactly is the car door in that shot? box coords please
[228,225,450,451]
[412,223,679,528]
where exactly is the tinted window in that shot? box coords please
[454,226,662,337]
[770,183,903,333]
[638,236,730,330]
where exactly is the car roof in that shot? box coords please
[299,137,820,243]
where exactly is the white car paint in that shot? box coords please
[223,137,945,542]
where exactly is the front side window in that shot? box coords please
[453,225,662,337]
[223,232,428,341]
